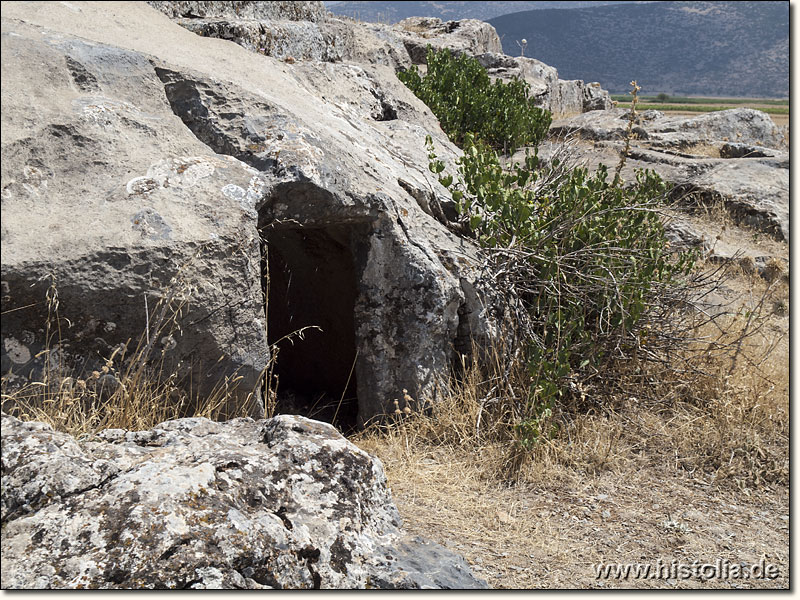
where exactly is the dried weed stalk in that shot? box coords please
[3,254,255,436]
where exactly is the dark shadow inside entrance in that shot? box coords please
[264,225,360,433]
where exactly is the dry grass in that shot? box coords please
[355,352,788,589]
[399,23,434,34]
[1,271,262,437]
[356,280,788,486]
[356,217,788,482]
[370,453,788,588]
[353,260,788,588]
[682,142,722,158]
[2,359,235,438]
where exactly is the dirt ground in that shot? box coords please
[354,190,790,590]
[382,463,789,589]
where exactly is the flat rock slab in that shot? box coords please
[551,107,786,150]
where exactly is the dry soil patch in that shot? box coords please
[373,457,789,589]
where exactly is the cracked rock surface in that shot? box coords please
[1,412,488,589]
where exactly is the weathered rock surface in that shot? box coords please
[1,412,488,589]
[582,82,613,112]
[477,53,612,117]
[543,108,789,241]
[388,16,503,64]
[551,141,787,241]
[147,1,327,21]
[1,14,271,413]
[1,1,486,425]
[156,2,612,118]
[556,79,584,116]
[718,141,786,159]
[148,4,502,70]
[148,0,411,66]
[477,53,583,116]
[385,20,613,117]
[662,218,788,283]
[551,107,787,150]
[176,18,349,62]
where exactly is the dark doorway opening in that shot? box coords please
[264,225,360,433]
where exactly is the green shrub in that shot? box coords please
[398,47,552,154]
[427,133,697,449]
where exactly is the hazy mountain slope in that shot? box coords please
[327,1,638,23]
[489,1,788,98]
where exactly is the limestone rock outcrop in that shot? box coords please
[531,107,789,241]
[147,0,412,66]
[1,1,486,426]
[1,412,488,589]
[582,82,613,112]
[150,2,612,118]
[148,1,327,21]
[387,16,503,64]
[550,107,786,150]
[389,21,610,117]
[1,11,271,414]
[474,54,611,117]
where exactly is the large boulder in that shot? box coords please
[390,17,503,64]
[0,1,487,427]
[1,14,271,415]
[1,412,488,589]
[476,53,610,117]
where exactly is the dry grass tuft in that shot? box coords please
[400,23,433,34]
[356,262,788,492]
[1,271,261,437]
[683,142,721,158]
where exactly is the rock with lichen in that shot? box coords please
[1,412,488,589]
